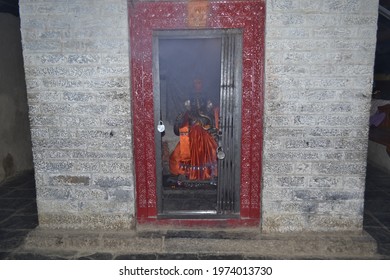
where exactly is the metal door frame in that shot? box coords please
[152,29,243,219]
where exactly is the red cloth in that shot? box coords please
[169,123,217,180]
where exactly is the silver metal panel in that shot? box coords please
[217,30,242,214]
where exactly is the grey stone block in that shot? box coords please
[23,40,62,52]
[317,115,367,126]
[293,189,363,202]
[41,78,83,89]
[308,177,341,188]
[293,115,316,126]
[264,162,294,174]
[285,89,337,101]
[294,162,312,174]
[317,200,364,215]
[93,175,134,188]
[43,149,74,160]
[264,116,292,127]
[60,116,100,128]
[20,18,46,29]
[343,177,365,190]
[108,104,131,116]
[68,187,108,201]
[322,0,365,13]
[275,176,305,187]
[265,127,305,137]
[286,139,332,149]
[38,212,134,230]
[279,201,318,214]
[23,30,63,40]
[95,89,130,102]
[67,54,100,64]
[322,151,344,161]
[86,39,128,52]
[267,14,305,26]
[33,138,86,149]
[102,117,129,127]
[270,0,300,11]
[87,77,129,89]
[262,214,307,233]
[100,161,132,174]
[101,54,131,65]
[49,175,90,186]
[72,150,132,160]
[106,186,134,203]
[266,39,330,52]
[41,161,74,173]
[334,138,368,150]
[312,162,366,175]
[264,151,320,161]
[28,90,62,102]
[62,91,94,102]
[307,214,362,232]
[23,54,67,65]
[37,187,70,200]
[72,161,100,173]
[262,188,294,201]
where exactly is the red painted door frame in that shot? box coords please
[129,0,265,226]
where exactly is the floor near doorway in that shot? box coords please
[0,170,38,259]
[0,165,389,259]
[363,164,390,256]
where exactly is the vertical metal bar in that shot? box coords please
[226,35,233,213]
[221,34,229,213]
[225,35,232,212]
[227,35,233,212]
[217,36,226,213]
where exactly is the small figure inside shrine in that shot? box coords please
[169,79,219,182]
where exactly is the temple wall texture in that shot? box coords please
[19,0,134,229]
[262,0,379,232]
[19,0,379,231]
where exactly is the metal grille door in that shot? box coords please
[217,30,242,214]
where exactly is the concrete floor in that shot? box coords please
[0,165,389,259]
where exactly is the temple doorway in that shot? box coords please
[130,0,265,225]
[153,30,242,218]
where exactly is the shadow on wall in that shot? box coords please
[2,153,15,179]
[0,13,33,182]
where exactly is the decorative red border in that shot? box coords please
[129,0,265,225]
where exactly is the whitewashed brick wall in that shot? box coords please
[19,0,134,229]
[262,0,379,232]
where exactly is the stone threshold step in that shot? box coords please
[19,228,379,259]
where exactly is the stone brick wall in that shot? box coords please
[19,0,134,229]
[262,0,379,232]
[19,0,379,232]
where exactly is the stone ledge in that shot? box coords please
[16,227,380,260]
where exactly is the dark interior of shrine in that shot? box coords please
[158,37,221,214]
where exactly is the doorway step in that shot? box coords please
[6,227,381,259]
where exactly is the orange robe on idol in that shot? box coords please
[169,111,218,180]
